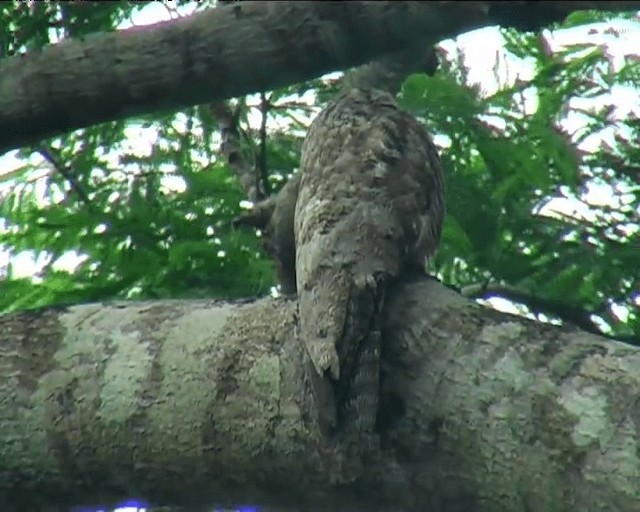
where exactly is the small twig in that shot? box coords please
[461,281,609,337]
[37,147,93,207]
[258,92,271,197]
[269,101,317,112]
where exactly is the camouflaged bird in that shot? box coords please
[294,88,444,445]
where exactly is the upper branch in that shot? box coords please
[2,1,639,154]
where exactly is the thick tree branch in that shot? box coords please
[2,1,639,154]
[0,279,638,512]
[0,1,483,154]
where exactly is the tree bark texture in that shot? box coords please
[0,279,638,512]
[1,1,639,154]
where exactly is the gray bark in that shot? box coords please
[0,1,485,154]
[2,1,639,154]
[0,278,638,512]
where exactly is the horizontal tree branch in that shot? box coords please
[0,1,483,154]
[2,1,639,154]
[0,278,638,512]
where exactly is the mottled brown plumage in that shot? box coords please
[295,88,444,445]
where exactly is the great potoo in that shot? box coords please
[295,88,444,447]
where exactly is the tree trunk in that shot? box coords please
[1,1,639,154]
[0,278,638,512]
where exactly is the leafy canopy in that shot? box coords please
[0,2,638,343]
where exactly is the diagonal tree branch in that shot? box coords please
[462,282,605,333]
[36,146,93,207]
[2,1,639,154]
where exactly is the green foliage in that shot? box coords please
[0,1,129,56]
[399,23,639,342]
[0,112,275,309]
[0,5,638,342]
